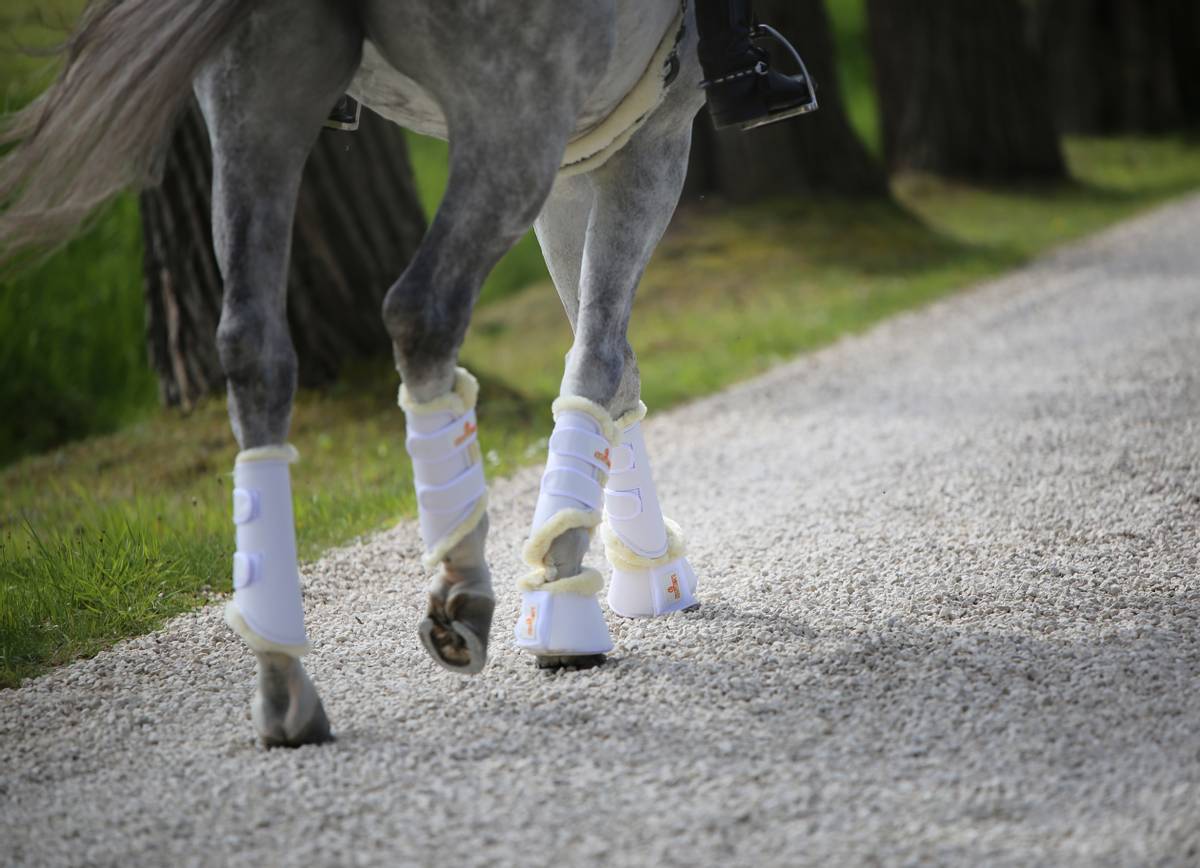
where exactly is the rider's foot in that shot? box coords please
[324,94,361,131]
[694,0,817,131]
[702,35,817,131]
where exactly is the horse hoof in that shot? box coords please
[251,654,334,748]
[418,589,494,675]
[535,653,607,671]
[258,698,334,749]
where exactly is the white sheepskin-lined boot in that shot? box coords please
[515,396,620,662]
[601,402,698,618]
[224,444,310,656]
[400,367,494,675]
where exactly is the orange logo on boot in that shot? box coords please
[665,573,681,601]
[454,421,477,447]
[594,448,611,469]
[524,605,538,638]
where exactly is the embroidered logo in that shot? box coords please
[454,421,477,447]
[665,573,681,601]
[594,448,611,469]
[524,605,538,638]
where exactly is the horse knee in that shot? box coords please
[382,267,469,383]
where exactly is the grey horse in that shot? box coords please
[0,0,710,746]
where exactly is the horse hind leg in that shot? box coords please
[195,0,360,745]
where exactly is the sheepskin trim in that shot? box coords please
[521,507,601,570]
[235,444,300,465]
[558,11,683,178]
[420,493,488,571]
[225,602,310,657]
[613,401,648,432]
[601,517,687,572]
[399,367,479,417]
[517,567,605,597]
[551,395,621,445]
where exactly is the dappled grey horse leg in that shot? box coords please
[195,0,360,745]
[381,110,590,673]
[534,105,701,602]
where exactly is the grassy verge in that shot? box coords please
[4,135,1200,686]
[0,5,538,467]
[0,0,860,465]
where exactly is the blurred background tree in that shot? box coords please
[686,0,888,200]
[1034,0,1200,135]
[866,0,1065,181]
[5,0,1200,465]
[141,101,427,410]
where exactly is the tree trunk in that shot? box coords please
[867,0,1066,182]
[685,0,888,201]
[140,100,427,409]
[1036,0,1200,134]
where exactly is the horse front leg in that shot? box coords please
[519,108,702,667]
[196,0,360,746]
[382,116,580,674]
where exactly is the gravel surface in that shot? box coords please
[4,196,1200,867]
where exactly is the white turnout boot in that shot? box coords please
[225,444,311,655]
[224,445,331,747]
[602,402,698,617]
[515,396,619,666]
[400,367,493,674]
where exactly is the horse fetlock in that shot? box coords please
[602,402,699,618]
[252,652,332,748]
[419,565,495,675]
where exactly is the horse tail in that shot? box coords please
[0,0,262,259]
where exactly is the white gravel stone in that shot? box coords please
[3,197,1200,866]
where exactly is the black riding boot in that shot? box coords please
[324,94,361,131]
[695,0,817,131]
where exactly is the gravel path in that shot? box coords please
[4,196,1200,867]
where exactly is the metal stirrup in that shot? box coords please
[751,23,819,108]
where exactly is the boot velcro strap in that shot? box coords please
[549,427,612,473]
[603,488,643,521]
[232,488,260,524]
[405,409,478,462]
[232,551,262,590]
[417,462,486,514]
[542,467,604,512]
[608,443,636,475]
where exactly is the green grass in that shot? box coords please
[5,135,1200,687]
[0,5,543,467]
